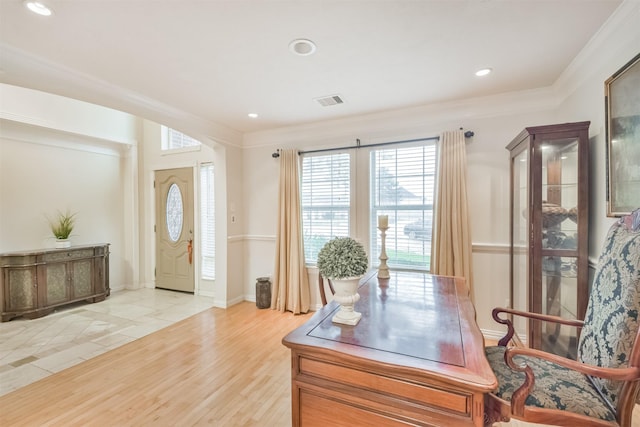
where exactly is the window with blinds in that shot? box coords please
[370,143,436,271]
[200,164,215,279]
[301,153,350,264]
[161,127,201,150]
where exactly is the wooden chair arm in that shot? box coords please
[318,273,335,306]
[492,307,585,346]
[318,273,328,306]
[504,346,640,416]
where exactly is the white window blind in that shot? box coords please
[162,127,201,150]
[200,164,215,279]
[370,144,436,271]
[301,153,350,264]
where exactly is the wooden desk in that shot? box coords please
[282,271,497,426]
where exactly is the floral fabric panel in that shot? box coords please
[577,211,640,408]
[485,346,616,421]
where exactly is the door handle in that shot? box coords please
[188,239,193,265]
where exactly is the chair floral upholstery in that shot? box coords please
[578,210,640,407]
[485,208,640,426]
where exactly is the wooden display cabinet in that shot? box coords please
[507,122,589,358]
[0,244,110,321]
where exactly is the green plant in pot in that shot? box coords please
[317,236,368,325]
[49,210,76,248]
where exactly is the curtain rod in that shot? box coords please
[271,129,474,158]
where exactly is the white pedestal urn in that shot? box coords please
[317,236,369,327]
[331,276,362,326]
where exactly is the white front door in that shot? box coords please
[155,168,194,293]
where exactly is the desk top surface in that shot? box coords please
[308,272,465,366]
[283,271,497,391]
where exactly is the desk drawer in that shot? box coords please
[298,356,470,416]
[299,388,418,426]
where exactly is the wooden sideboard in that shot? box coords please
[0,244,110,321]
[282,271,497,427]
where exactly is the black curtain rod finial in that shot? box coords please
[464,130,474,138]
[272,149,280,158]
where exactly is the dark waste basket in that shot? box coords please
[256,277,271,309]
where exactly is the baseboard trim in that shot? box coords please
[481,329,506,342]
[482,328,528,345]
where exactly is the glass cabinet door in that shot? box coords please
[511,147,529,343]
[538,137,580,357]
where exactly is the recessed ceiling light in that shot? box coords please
[248,113,258,119]
[24,1,53,16]
[289,39,317,56]
[475,68,492,77]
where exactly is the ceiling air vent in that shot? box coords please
[315,95,344,107]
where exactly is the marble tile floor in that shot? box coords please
[0,288,216,397]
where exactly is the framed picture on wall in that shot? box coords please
[605,52,640,217]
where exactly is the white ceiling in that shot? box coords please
[0,0,623,135]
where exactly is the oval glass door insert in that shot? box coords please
[166,183,184,242]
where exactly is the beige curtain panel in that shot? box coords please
[271,149,310,314]
[431,130,474,298]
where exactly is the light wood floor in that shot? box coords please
[0,302,312,426]
[3,301,640,427]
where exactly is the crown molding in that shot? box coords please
[242,86,560,148]
[0,117,131,157]
[243,1,637,150]
[0,43,243,149]
[553,0,640,102]
[0,111,137,146]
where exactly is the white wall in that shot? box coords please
[553,0,640,260]
[1,0,636,322]
[138,119,244,306]
[241,92,557,331]
[0,84,139,291]
[0,85,243,307]
[139,120,215,295]
[225,144,245,306]
[239,1,639,335]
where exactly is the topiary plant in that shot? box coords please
[317,237,368,279]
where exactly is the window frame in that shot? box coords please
[300,140,438,273]
[300,151,355,266]
[161,126,202,154]
[368,142,437,272]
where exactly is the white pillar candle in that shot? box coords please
[378,215,388,228]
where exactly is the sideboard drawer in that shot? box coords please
[40,249,95,262]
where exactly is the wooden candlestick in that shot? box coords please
[378,225,390,279]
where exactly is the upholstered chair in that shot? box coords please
[484,208,640,426]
